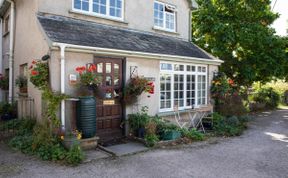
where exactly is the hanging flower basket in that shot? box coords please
[123,76,154,104]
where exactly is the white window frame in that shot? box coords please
[159,62,208,113]
[72,0,124,21]
[154,1,176,32]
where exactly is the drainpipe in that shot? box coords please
[7,0,15,103]
[51,43,67,130]
[59,44,67,130]
[0,18,3,102]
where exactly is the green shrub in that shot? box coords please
[144,134,159,147]
[212,113,246,137]
[215,94,248,116]
[9,134,34,154]
[238,115,252,123]
[0,119,35,134]
[7,119,84,165]
[66,144,84,165]
[181,128,205,141]
[252,87,280,109]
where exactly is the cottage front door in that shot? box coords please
[94,57,124,143]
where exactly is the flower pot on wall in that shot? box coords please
[76,96,97,139]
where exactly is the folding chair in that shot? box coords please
[173,105,188,129]
[188,108,206,133]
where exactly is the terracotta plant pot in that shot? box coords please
[62,137,80,150]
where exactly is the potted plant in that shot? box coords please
[75,64,100,139]
[75,64,100,96]
[0,102,17,120]
[157,123,181,141]
[15,76,28,93]
[128,106,149,138]
[61,129,82,149]
[0,74,9,90]
[123,76,154,104]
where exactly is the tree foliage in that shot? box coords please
[192,0,288,86]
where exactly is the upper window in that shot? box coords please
[73,0,124,20]
[154,1,176,32]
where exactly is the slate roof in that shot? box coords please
[38,14,212,60]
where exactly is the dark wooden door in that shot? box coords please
[94,57,124,142]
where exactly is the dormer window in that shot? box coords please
[73,0,124,20]
[154,1,176,32]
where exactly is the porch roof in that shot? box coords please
[38,14,213,60]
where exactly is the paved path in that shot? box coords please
[1,109,288,178]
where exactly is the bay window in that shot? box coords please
[160,62,207,112]
[154,1,176,32]
[73,0,124,20]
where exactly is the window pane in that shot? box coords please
[114,64,119,86]
[74,0,81,9]
[174,64,184,71]
[160,74,172,110]
[97,63,103,73]
[82,0,89,11]
[198,66,202,72]
[154,2,164,27]
[161,63,172,70]
[106,63,112,73]
[174,74,184,108]
[202,67,206,72]
[106,76,112,86]
[165,13,175,31]
[93,0,106,14]
[110,0,122,17]
[100,5,106,14]
[110,8,116,16]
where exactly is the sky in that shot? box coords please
[271,0,288,36]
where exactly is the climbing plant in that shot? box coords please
[29,60,68,128]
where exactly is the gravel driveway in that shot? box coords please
[1,109,288,178]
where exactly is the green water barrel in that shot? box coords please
[76,96,96,139]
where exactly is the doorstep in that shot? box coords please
[83,148,112,163]
[99,142,149,157]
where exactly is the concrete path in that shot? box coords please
[1,109,288,178]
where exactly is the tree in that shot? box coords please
[192,0,288,86]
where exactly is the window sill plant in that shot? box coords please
[16,75,28,93]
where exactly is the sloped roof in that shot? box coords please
[38,14,212,60]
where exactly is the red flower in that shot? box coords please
[31,70,38,76]
[88,67,93,72]
[228,79,234,85]
[76,66,86,74]
[32,60,37,64]
[29,65,33,70]
[147,82,155,94]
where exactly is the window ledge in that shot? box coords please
[69,10,129,25]
[157,109,190,117]
[152,26,179,35]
